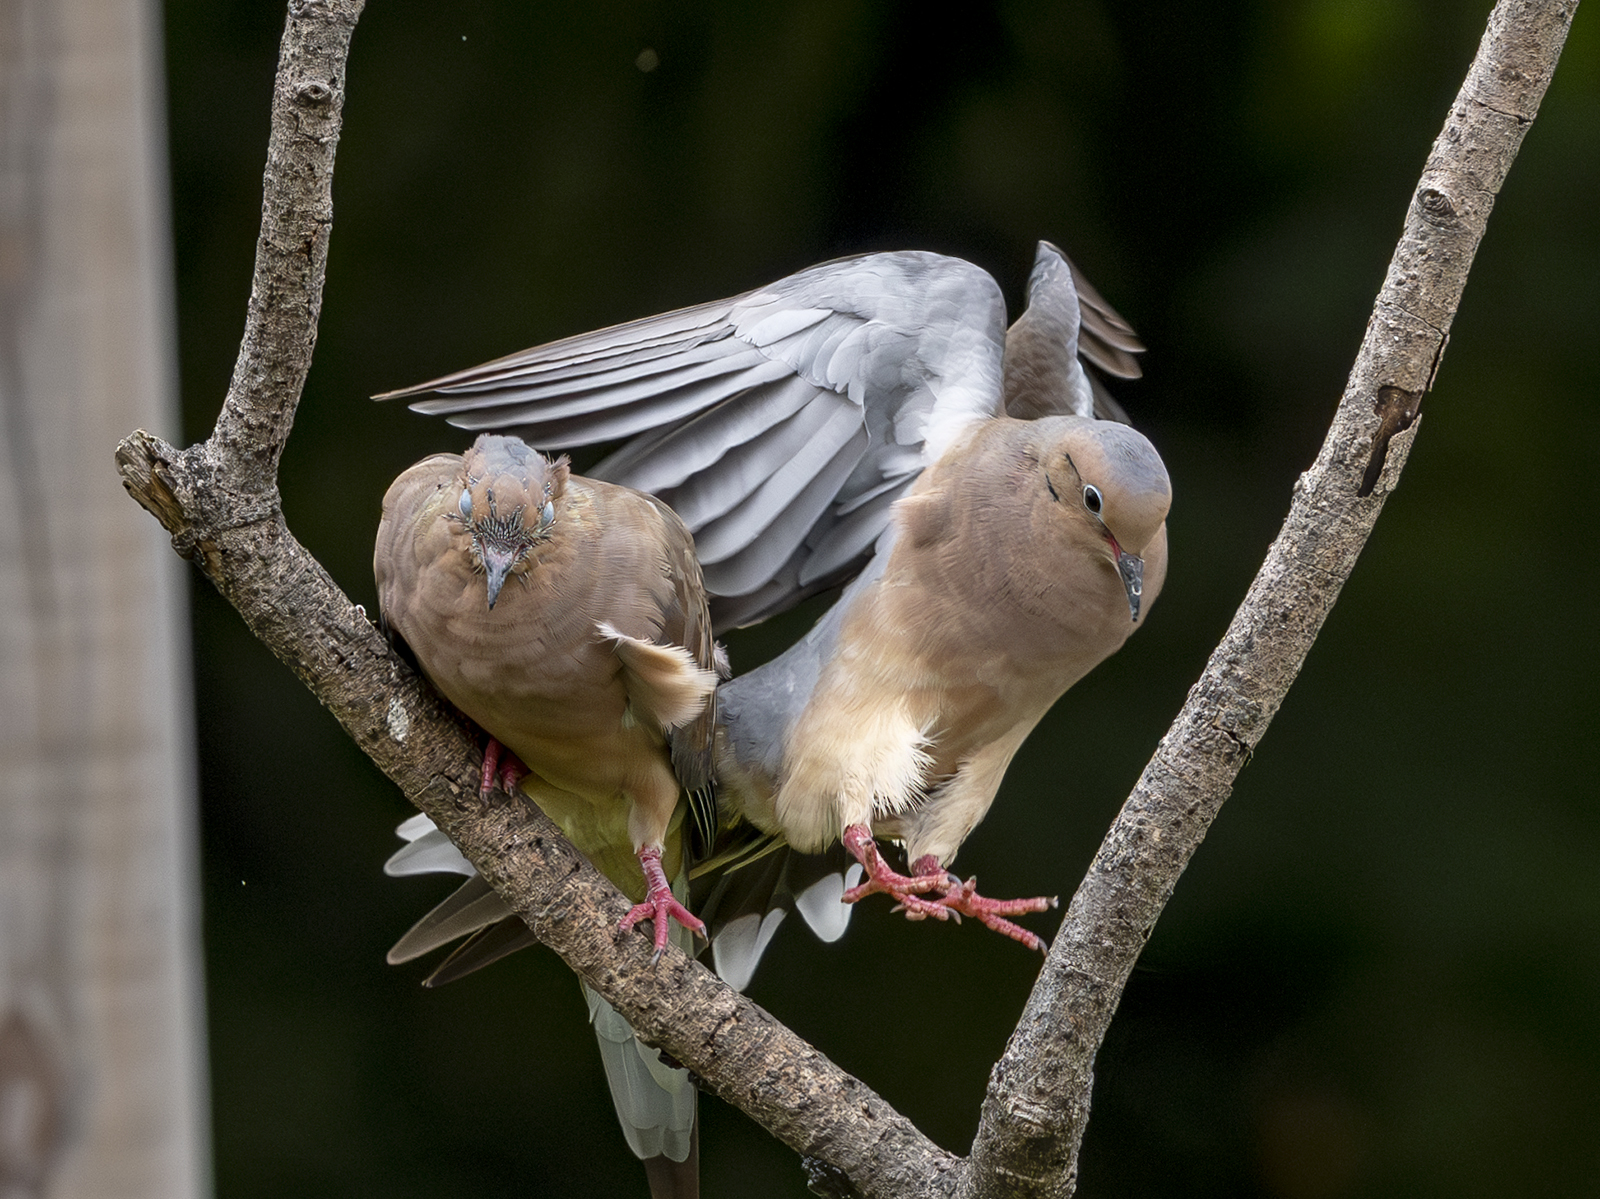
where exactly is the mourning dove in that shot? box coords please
[374,433,723,1195]
[713,410,1167,950]
[380,241,1169,958]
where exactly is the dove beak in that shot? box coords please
[1104,532,1144,623]
[482,546,515,610]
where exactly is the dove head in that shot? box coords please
[1042,418,1170,622]
[450,434,568,609]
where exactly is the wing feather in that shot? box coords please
[596,374,824,492]
[379,246,1138,626]
[409,341,769,422]
[661,388,855,530]
[698,422,869,597]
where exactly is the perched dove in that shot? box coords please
[374,432,723,1196]
[715,411,1167,949]
[379,241,1170,959]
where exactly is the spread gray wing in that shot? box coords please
[378,243,1145,630]
[378,251,1011,629]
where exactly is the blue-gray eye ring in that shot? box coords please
[458,489,473,519]
[541,500,554,526]
[1082,484,1103,515]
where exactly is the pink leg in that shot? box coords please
[618,846,707,962]
[479,737,528,799]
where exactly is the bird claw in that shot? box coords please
[618,846,706,961]
[479,737,528,798]
[935,876,1058,952]
[841,825,1055,951]
[889,897,960,924]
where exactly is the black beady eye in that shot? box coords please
[1083,484,1103,515]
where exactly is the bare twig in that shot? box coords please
[961,3,1578,1195]
[116,1,1576,1196]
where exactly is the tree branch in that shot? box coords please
[115,1,1576,1197]
[961,2,1578,1195]
[117,3,957,1195]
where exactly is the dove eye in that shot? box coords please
[541,500,554,527]
[1082,484,1103,515]
[458,489,473,520]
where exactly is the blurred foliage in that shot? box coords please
[163,0,1599,1196]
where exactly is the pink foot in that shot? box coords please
[839,824,956,923]
[618,846,707,961]
[840,825,1057,952]
[923,864,1059,953]
[479,737,528,798]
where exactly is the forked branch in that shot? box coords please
[117,3,1577,1196]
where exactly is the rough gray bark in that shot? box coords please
[114,1,1576,1196]
[0,0,207,1196]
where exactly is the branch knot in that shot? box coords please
[295,81,335,106]
[1416,186,1461,227]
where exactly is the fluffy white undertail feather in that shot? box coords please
[864,716,936,817]
[776,703,933,851]
[598,621,719,730]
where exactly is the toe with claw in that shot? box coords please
[931,870,1058,953]
[479,737,528,798]
[840,824,950,920]
[841,826,1057,951]
[618,845,707,961]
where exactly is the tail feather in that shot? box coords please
[384,815,854,1199]
[694,836,861,991]
[384,817,476,877]
[584,982,696,1164]
[421,916,540,988]
[386,815,859,991]
[641,1127,700,1199]
[385,815,702,1195]
[386,874,514,965]
[792,861,863,942]
[710,908,788,992]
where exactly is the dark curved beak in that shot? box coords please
[483,547,514,609]
[1103,529,1144,622]
[1117,549,1145,622]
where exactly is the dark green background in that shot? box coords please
[164,2,1600,1196]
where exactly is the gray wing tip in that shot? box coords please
[1045,242,1147,383]
[375,371,476,401]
